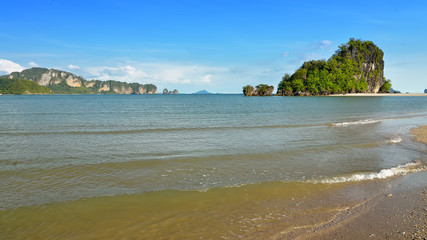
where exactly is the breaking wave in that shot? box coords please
[331,119,382,127]
[312,160,427,184]
[388,136,402,144]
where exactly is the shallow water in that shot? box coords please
[1,95,427,239]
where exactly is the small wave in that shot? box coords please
[313,160,427,184]
[0,124,327,136]
[388,136,402,144]
[331,119,381,127]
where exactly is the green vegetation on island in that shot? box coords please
[1,67,157,95]
[0,77,51,95]
[243,84,274,96]
[244,39,392,96]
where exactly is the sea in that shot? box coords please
[1,94,426,239]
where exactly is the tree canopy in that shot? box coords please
[0,77,51,95]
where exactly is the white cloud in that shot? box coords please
[84,65,147,81]
[284,40,336,69]
[311,40,333,50]
[81,63,227,87]
[0,59,25,74]
[281,52,289,57]
[321,40,333,47]
[65,61,281,93]
[28,61,39,67]
[68,64,80,70]
[201,74,212,84]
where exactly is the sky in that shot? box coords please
[1,0,427,93]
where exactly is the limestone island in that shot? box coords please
[163,88,179,94]
[0,67,157,95]
[244,38,392,96]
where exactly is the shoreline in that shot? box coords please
[294,126,427,239]
[294,171,427,240]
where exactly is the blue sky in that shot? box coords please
[1,0,426,93]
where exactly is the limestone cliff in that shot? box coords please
[8,68,85,87]
[336,39,385,93]
[5,67,157,94]
[276,39,390,96]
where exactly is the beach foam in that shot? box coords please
[332,119,381,127]
[388,136,402,144]
[313,160,427,184]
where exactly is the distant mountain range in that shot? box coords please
[0,67,157,95]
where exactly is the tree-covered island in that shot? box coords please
[244,38,392,96]
[0,68,157,95]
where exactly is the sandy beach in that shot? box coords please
[297,126,427,240]
[412,126,427,146]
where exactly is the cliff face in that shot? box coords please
[8,68,85,87]
[276,39,389,96]
[6,68,157,94]
[339,39,385,93]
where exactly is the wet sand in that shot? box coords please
[295,126,427,240]
[302,172,427,240]
[412,125,427,146]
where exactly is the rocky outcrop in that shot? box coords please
[276,39,389,96]
[243,85,255,96]
[4,67,157,95]
[85,80,96,88]
[9,68,85,87]
[162,88,179,94]
[344,39,385,92]
[243,84,274,96]
[112,85,133,94]
[65,75,82,87]
[255,84,274,96]
[98,83,110,92]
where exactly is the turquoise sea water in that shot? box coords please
[1,94,427,210]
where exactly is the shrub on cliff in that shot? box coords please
[379,79,392,93]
